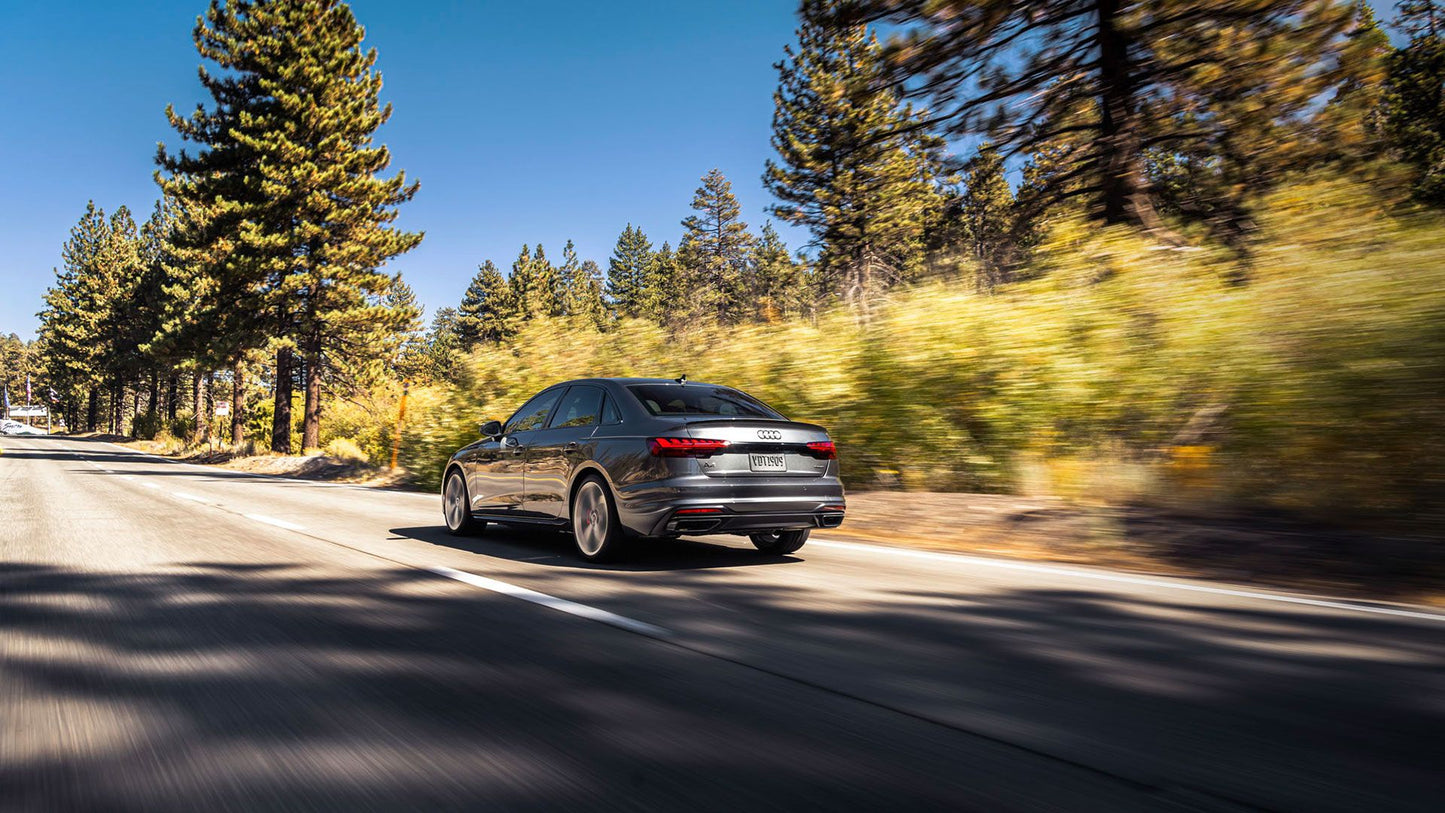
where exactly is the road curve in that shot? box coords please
[2,434,1441,812]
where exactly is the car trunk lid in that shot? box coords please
[680,419,832,478]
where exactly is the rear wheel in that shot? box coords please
[571,476,627,561]
[750,528,809,555]
[443,469,483,535]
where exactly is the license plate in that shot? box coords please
[749,453,786,472]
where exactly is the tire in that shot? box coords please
[750,528,809,555]
[571,475,628,562]
[443,469,483,535]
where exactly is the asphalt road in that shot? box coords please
[1,435,1441,812]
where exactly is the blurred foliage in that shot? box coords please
[318,391,395,464]
[168,412,197,443]
[131,410,165,441]
[322,436,370,464]
[1381,0,1445,203]
[398,176,1443,533]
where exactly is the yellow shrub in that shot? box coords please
[323,437,369,464]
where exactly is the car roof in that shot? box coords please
[559,377,726,387]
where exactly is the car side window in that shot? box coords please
[599,393,621,425]
[505,389,562,434]
[547,386,603,429]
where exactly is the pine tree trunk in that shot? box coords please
[167,374,178,422]
[131,384,140,436]
[86,388,99,432]
[302,344,322,452]
[148,369,159,417]
[190,372,203,443]
[1093,0,1167,233]
[272,347,294,454]
[231,364,245,446]
[201,372,214,443]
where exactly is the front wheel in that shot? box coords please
[750,529,809,555]
[571,476,628,561]
[443,469,483,535]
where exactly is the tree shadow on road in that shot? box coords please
[0,559,985,812]
[1,555,1442,812]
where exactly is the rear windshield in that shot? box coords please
[627,384,784,419]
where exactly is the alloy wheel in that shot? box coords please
[574,480,609,557]
[445,473,467,531]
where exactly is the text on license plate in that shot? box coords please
[749,454,787,472]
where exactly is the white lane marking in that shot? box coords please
[173,492,207,503]
[244,513,306,532]
[141,482,160,490]
[121,475,134,480]
[811,539,1445,623]
[428,565,671,639]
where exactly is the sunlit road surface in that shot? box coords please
[1,436,1441,812]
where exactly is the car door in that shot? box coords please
[524,385,604,518]
[456,436,512,513]
[467,388,562,517]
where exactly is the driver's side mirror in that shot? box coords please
[480,420,503,439]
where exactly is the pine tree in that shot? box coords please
[381,276,425,381]
[958,143,1016,288]
[156,1,280,446]
[135,201,180,423]
[571,259,609,328]
[1383,0,1445,203]
[751,223,807,321]
[557,240,581,316]
[640,242,681,324]
[422,306,462,383]
[508,244,541,319]
[456,260,515,347]
[765,0,943,317]
[678,169,756,325]
[37,204,109,430]
[94,207,147,434]
[606,224,653,318]
[1314,2,1391,164]
[555,239,607,324]
[35,203,152,432]
[159,0,422,452]
[0,334,30,413]
[529,244,561,318]
[856,0,1362,234]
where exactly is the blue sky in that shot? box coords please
[0,0,813,340]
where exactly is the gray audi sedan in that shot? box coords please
[441,377,845,561]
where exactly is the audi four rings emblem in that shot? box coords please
[757,429,782,440]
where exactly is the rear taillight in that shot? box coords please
[804,440,837,460]
[649,437,730,457]
[675,507,723,515]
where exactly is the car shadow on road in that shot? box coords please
[386,524,802,572]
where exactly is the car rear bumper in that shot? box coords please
[615,474,846,537]
[661,507,845,535]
